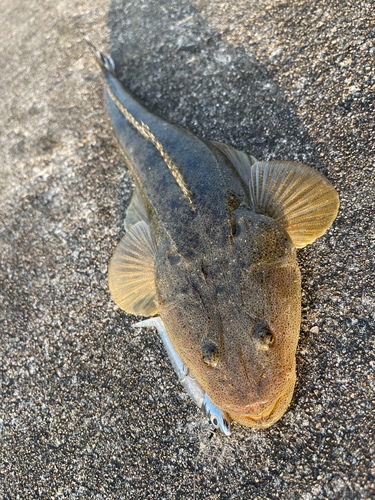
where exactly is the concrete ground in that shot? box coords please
[0,0,373,498]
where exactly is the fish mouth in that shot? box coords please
[224,372,297,429]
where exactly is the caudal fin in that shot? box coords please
[84,37,116,74]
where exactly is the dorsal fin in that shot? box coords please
[108,221,158,316]
[248,161,339,248]
[211,141,258,185]
[124,187,149,231]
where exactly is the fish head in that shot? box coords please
[156,212,301,428]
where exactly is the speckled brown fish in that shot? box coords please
[88,40,339,430]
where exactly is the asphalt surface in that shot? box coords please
[0,0,374,498]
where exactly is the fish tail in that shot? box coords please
[84,37,116,74]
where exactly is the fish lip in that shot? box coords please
[221,375,294,421]
[225,372,297,429]
[222,398,276,419]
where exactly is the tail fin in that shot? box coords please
[84,37,116,74]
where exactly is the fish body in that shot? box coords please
[87,41,339,430]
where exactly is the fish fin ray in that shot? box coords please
[211,141,258,186]
[249,161,339,248]
[124,186,149,231]
[108,221,158,316]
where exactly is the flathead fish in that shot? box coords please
[87,41,339,432]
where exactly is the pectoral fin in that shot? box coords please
[211,141,258,185]
[248,161,339,248]
[124,187,149,231]
[108,221,158,316]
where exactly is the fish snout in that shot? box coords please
[221,370,295,418]
[227,370,297,428]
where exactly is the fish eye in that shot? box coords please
[201,341,220,368]
[253,325,275,350]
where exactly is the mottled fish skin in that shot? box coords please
[88,41,338,429]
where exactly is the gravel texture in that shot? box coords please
[0,0,374,498]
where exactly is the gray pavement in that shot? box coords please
[0,0,374,498]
